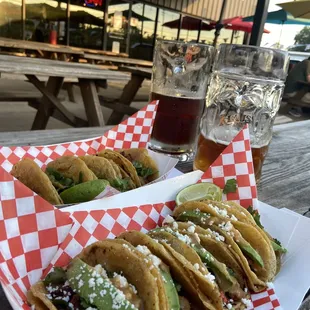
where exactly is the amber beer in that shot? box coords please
[150,92,205,153]
[194,134,269,183]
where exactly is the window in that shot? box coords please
[107,0,130,53]
[25,0,67,44]
[69,0,104,49]
[0,0,22,39]
[129,3,156,60]
[157,9,180,41]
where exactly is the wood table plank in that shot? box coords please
[0,37,83,55]
[83,53,153,67]
[0,54,130,80]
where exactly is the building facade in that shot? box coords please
[0,0,257,60]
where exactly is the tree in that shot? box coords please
[294,26,310,44]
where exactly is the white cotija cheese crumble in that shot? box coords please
[193,263,200,270]
[219,221,233,232]
[129,283,137,294]
[172,221,179,229]
[94,264,108,278]
[113,273,128,288]
[205,273,216,283]
[241,298,253,309]
[100,289,107,297]
[136,245,151,256]
[227,303,233,309]
[174,231,192,244]
[231,214,238,221]
[122,244,130,249]
[78,279,84,289]
[207,228,225,242]
[187,225,195,233]
[88,293,97,304]
[88,278,96,288]
[85,307,97,310]
[136,245,162,269]
[163,215,174,225]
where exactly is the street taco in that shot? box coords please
[97,150,141,188]
[79,155,135,192]
[28,239,168,310]
[118,148,159,185]
[45,156,97,190]
[11,158,63,205]
[118,230,215,310]
[173,201,277,292]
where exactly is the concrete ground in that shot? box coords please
[0,74,305,132]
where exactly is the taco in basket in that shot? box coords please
[11,158,62,205]
[97,149,141,188]
[118,148,159,185]
[80,155,136,192]
[216,201,287,274]
[45,156,97,190]
[173,201,277,292]
[119,230,218,310]
[27,239,172,310]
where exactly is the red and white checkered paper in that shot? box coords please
[0,100,158,172]
[0,125,281,309]
[199,125,258,209]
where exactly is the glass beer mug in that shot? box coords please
[149,40,214,161]
[194,44,289,182]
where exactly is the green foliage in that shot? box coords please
[294,26,310,44]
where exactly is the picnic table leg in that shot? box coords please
[79,79,105,127]
[31,76,64,130]
[107,74,145,125]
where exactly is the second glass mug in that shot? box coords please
[148,40,215,161]
[194,44,289,182]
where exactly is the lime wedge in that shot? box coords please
[176,183,222,205]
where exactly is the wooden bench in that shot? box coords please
[0,54,130,129]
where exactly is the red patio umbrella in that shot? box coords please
[210,16,270,33]
[162,16,213,31]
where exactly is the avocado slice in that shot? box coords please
[159,269,180,310]
[67,258,137,310]
[191,244,234,292]
[238,243,264,267]
[60,179,109,203]
[176,210,211,223]
[176,210,265,268]
[271,240,287,253]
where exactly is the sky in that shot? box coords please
[261,0,305,48]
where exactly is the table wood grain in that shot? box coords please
[0,55,130,80]
[0,120,309,309]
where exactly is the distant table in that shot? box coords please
[0,120,309,309]
[0,37,128,60]
[83,53,152,67]
[0,54,130,129]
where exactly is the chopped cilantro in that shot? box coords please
[43,267,67,286]
[132,161,155,178]
[111,178,131,192]
[46,167,75,188]
[223,179,237,194]
[248,206,264,229]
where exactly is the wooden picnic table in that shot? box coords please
[82,53,152,67]
[0,119,309,309]
[0,54,130,129]
[0,37,128,60]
